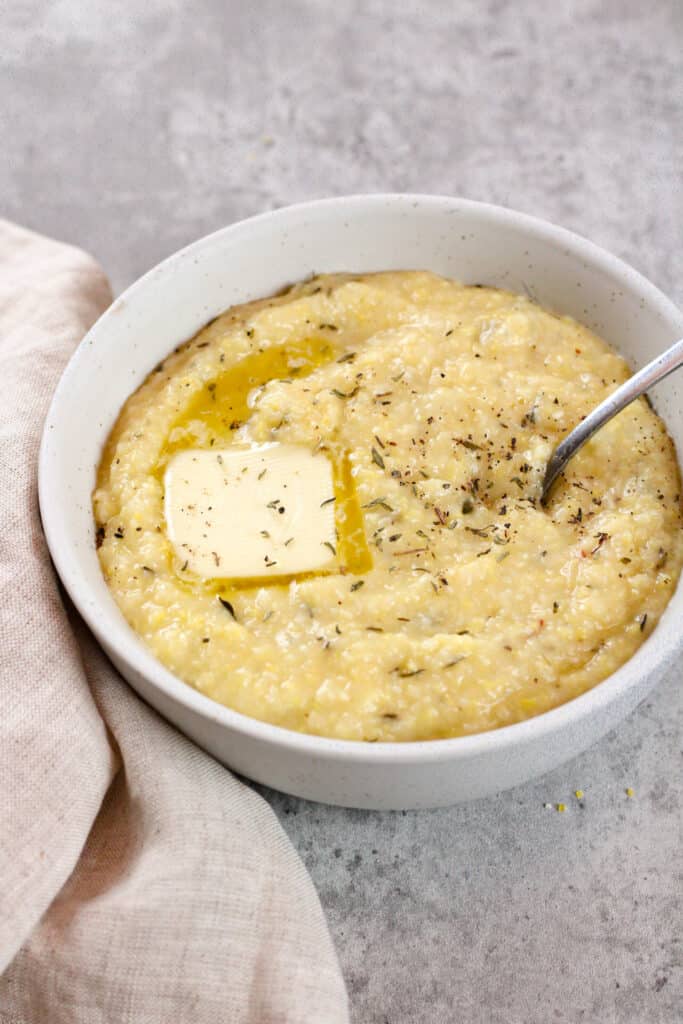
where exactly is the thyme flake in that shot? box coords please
[218,597,236,619]
[331,386,359,399]
[363,497,394,512]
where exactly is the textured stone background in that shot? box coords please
[2,2,681,1021]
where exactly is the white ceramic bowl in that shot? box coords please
[39,195,683,809]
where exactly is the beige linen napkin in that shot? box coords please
[0,220,348,1024]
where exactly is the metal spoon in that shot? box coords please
[541,336,683,504]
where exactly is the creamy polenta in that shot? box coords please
[94,272,683,741]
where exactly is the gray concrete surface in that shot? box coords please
[2,1,681,1021]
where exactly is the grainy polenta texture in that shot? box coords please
[94,272,683,741]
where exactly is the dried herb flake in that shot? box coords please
[218,597,236,619]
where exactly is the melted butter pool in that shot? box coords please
[155,335,372,595]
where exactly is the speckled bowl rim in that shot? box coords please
[39,194,683,767]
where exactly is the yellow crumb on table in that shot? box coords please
[625,787,635,798]
[556,803,566,813]
[574,789,584,799]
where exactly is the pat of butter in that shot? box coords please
[164,443,337,578]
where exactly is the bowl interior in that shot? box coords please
[39,195,683,756]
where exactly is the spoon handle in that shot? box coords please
[541,336,683,503]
